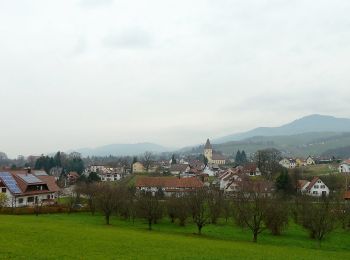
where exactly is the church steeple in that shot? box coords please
[204,138,213,163]
[204,138,212,149]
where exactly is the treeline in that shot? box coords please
[35,152,84,174]
[70,183,350,245]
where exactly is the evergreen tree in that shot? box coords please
[171,154,177,165]
[241,150,247,164]
[235,150,242,165]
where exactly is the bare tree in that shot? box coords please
[166,196,177,223]
[254,148,282,180]
[222,198,232,223]
[96,183,118,225]
[143,151,154,172]
[137,192,163,230]
[233,182,269,242]
[264,197,289,235]
[295,195,338,246]
[187,189,209,234]
[119,187,137,223]
[166,195,190,226]
[207,188,224,224]
[75,182,99,215]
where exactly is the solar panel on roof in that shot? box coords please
[0,172,22,194]
[18,174,42,184]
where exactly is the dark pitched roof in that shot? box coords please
[204,139,212,149]
[212,153,226,161]
[306,177,320,191]
[170,164,189,172]
[242,163,258,173]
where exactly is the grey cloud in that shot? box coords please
[103,29,153,49]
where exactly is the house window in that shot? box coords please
[27,197,34,203]
[313,191,318,194]
[47,195,50,199]
[18,198,23,204]
[1,188,6,193]
[321,185,325,189]
[314,185,319,189]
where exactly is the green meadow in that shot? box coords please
[0,213,349,259]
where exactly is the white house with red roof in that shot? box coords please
[0,170,60,207]
[339,159,350,173]
[298,177,329,197]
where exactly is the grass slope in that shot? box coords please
[0,213,350,259]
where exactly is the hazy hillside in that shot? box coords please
[72,143,170,157]
[187,132,350,158]
[214,115,350,143]
[322,146,350,159]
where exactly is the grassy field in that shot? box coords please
[0,213,350,259]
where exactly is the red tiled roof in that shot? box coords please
[136,177,203,189]
[298,180,309,189]
[343,191,350,200]
[242,163,258,173]
[36,175,60,192]
[305,177,320,191]
[342,159,350,165]
[170,164,189,172]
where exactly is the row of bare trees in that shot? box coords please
[73,183,350,244]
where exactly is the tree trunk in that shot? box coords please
[105,214,110,225]
[198,225,202,235]
[253,232,258,243]
[148,220,152,230]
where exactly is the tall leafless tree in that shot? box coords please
[143,151,154,172]
[187,189,209,234]
[136,192,163,230]
[233,182,269,242]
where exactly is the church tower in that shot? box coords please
[204,138,213,163]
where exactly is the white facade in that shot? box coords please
[306,156,315,165]
[1,187,57,207]
[339,163,350,173]
[301,178,330,197]
[279,158,296,169]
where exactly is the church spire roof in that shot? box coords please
[204,138,212,149]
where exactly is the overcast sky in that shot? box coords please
[1,0,350,157]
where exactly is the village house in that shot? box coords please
[338,159,350,173]
[169,164,190,175]
[204,139,226,165]
[306,156,316,165]
[132,162,145,173]
[84,165,127,182]
[279,158,296,169]
[67,171,80,185]
[241,164,262,177]
[218,168,244,192]
[135,176,204,197]
[298,177,330,197]
[0,170,60,207]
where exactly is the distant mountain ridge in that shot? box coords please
[71,143,170,157]
[214,114,350,143]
